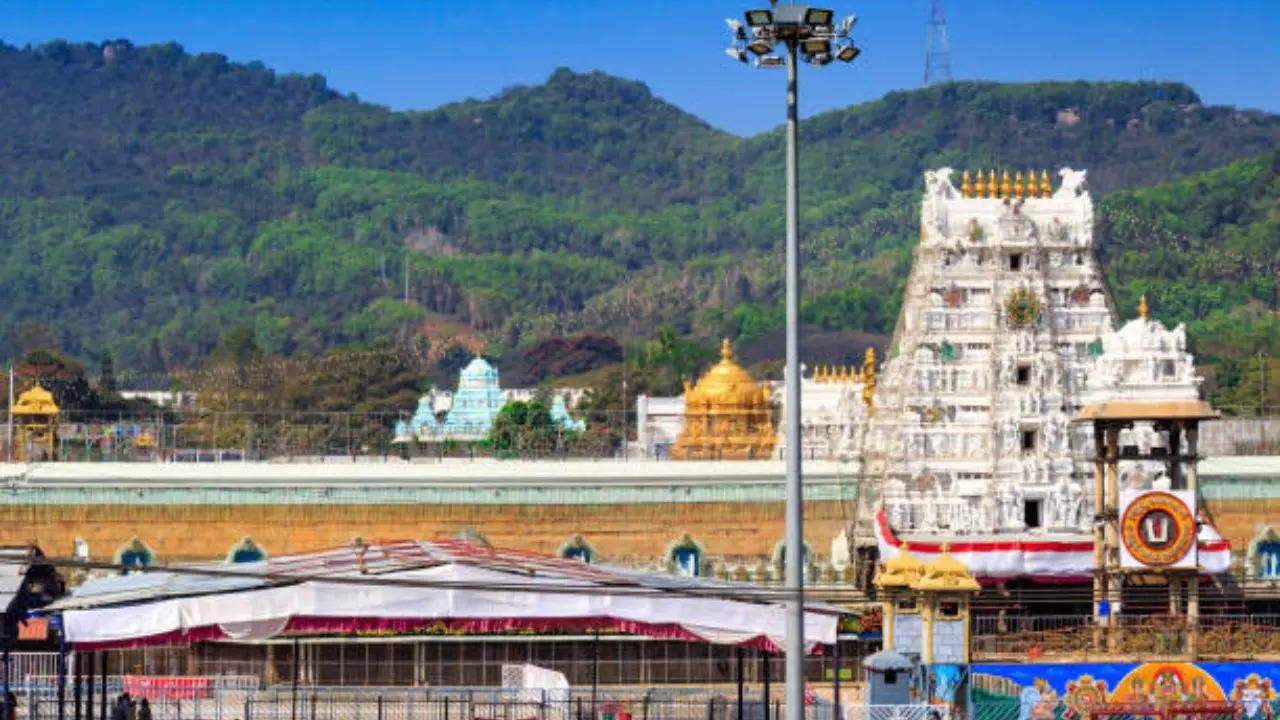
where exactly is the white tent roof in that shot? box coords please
[57,540,838,652]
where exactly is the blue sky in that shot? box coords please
[3,1,1277,137]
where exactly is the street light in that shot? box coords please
[724,7,860,720]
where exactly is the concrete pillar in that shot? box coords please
[1188,577,1200,658]
[1104,424,1121,653]
[1092,423,1106,654]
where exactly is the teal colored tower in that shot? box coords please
[440,357,506,440]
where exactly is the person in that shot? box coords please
[5,690,16,720]
[111,694,129,720]
[137,699,152,720]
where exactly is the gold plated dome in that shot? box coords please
[13,385,58,416]
[874,543,925,588]
[913,544,980,592]
[672,339,775,460]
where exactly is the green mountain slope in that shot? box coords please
[1096,151,1280,408]
[1,39,1277,379]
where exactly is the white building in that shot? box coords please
[867,168,1202,542]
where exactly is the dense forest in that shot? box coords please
[0,39,1276,410]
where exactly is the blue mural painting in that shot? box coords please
[973,662,1280,720]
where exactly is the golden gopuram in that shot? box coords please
[12,384,60,462]
[671,339,776,460]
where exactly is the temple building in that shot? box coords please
[394,357,585,442]
[12,384,59,462]
[670,339,776,460]
[772,349,876,461]
[865,167,1228,579]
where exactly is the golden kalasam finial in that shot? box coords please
[817,365,827,383]
[972,171,984,197]
[720,337,733,361]
[840,365,850,383]
[1039,169,1052,198]
[1027,170,1037,198]
[1014,171,1024,198]
[1000,170,1013,199]
[986,170,998,198]
[861,346,877,410]
[1139,295,1149,320]
[961,170,973,198]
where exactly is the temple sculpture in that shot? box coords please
[773,347,876,460]
[866,168,1204,547]
[671,339,776,460]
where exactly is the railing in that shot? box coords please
[972,614,1280,660]
[234,689,847,720]
[1197,614,1280,657]
[969,615,1093,658]
[19,685,880,720]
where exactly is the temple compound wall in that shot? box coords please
[0,461,858,577]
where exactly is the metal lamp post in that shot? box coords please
[725,7,860,720]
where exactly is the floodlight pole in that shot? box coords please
[782,37,806,720]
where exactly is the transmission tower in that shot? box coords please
[924,0,952,86]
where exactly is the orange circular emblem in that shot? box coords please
[1121,492,1195,567]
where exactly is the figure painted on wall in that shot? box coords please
[1232,675,1276,720]
[976,662,1280,720]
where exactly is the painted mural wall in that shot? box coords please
[973,663,1279,720]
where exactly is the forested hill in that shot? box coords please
[1,39,1278,379]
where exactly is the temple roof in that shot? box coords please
[459,357,498,384]
[914,546,979,592]
[874,543,924,588]
[12,385,58,416]
[1074,400,1220,422]
[684,339,768,410]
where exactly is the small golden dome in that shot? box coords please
[673,338,775,460]
[913,544,980,592]
[12,385,59,416]
[685,339,769,411]
[874,543,925,588]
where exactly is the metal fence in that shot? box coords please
[971,613,1280,660]
[240,689,847,720]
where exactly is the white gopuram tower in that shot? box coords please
[866,168,1204,557]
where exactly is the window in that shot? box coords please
[1016,365,1031,385]
[885,671,899,685]
[936,601,961,619]
[1024,499,1043,529]
[227,536,267,564]
[896,597,918,613]
[1022,430,1037,452]
[1008,253,1023,271]
[559,534,595,564]
[669,535,703,577]
[1160,359,1176,378]
[114,537,155,574]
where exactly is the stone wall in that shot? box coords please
[0,499,847,568]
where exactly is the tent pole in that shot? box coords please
[291,638,299,720]
[84,653,93,720]
[57,626,67,720]
[98,651,106,720]
[591,632,599,720]
[4,639,11,720]
[831,640,840,720]
[737,648,747,720]
[762,651,771,720]
[73,649,82,720]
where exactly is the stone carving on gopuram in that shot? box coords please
[864,168,1203,550]
[671,339,776,460]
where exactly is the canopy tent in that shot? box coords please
[53,539,839,652]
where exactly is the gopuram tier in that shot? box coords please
[866,169,1219,573]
